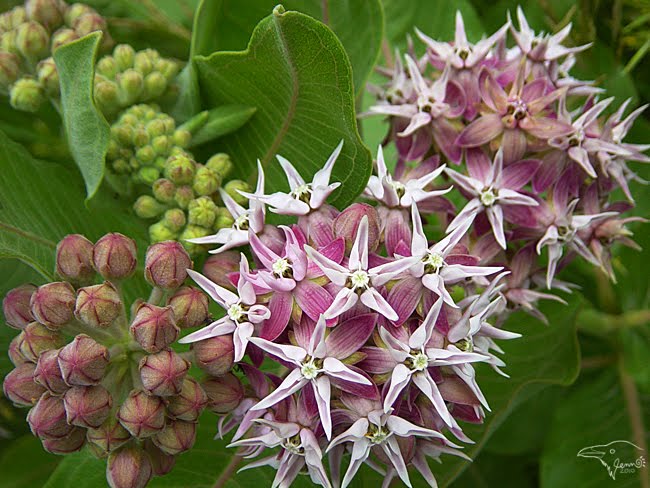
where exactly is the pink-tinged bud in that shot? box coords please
[130,303,179,353]
[27,392,74,439]
[30,282,76,330]
[74,282,123,328]
[139,349,190,397]
[18,322,65,362]
[3,284,36,330]
[152,419,196,455]
[41,426,86,454]
[87,417,131,455]
[34,348,68,394]
[192,335,234,376]
[168,286,208,329]
[107,446,153,488]
[202,252,239,288]
[3,363,45,406]
[25,0,64,30]
[63,385,112,428]
[8,335,28,366]
[58,334,109,386]
[93,233,137,280]
[143,440,176,475]
[334,203,381,251]
[202,373,244,414]
[166,377,207,422]
[55,234,95,284]
[117,390,166,438]
[144,241,192,290]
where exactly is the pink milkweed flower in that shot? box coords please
[364,146,451,209]
[380,298,488,425]
[368,56,466,163]
[407,203,502,307]
[186,161,266,253]
[249,315,372,439]
[445,148,539,248]
[179,263,270,361]
[241,141,343,216]
[456,65,572,163]
[327,405,458,488]
[509,6,591,63]
[306,216,416,321]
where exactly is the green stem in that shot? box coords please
[577,309,650,336]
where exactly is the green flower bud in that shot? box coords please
[117,69,143,106]
[134,195,166,219]
[151,135,171,156]
[96,55,118,79]
[131,127,149,147]
[165,154,195,185]
[135,145,155,164]
[113,44,134,71]
[154,58,180,82]
[143,71,166,100]
[0,51,21,92]
[0,12,12,31]
[153,156,167,171]
[171,129,191,148]
[64,3,94,26]
[205,153,233,178]
[179,225,210,256]
[136,166,160,186]
[0,31,18,55]
[148,221,177,243]
[37,57,59,96]
[213,207,235,230]
[111,125,132,146]
[161,116,176,134]
[94,79,118,111]
[188,196,218,228]
[128,157,140,171]
[25,0,64,31]
[10,78,45,113]
[16,21,50,61]
[133,50,154,76]
[145,119,167,138]
[161,208,186,233]
[174,186,194,209]
[192,166,221,197]
[72,12,107,38]
[152,178,175,203]
[223,179,251,206]
[111,159,129,174]
[50,27,77,51]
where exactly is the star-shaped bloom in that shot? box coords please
[230,418,331,488]
[445,148,539,248]
[186,161,266,253]
[408,203,502,306]
[380,298,488,424]
[179,262,270,361]
[364,145,451,208]
[327,408,457,488]
[509,6,590,63]
[250,315,372,439]
[306,216,416,321]
[241,141,343,216]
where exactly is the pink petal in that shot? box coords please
[409,297,444,349]
[387,277,422,326]
[325,313,377,359]
[294,280,333,323]
[486,205,506,249]
[433,119,462,163]
[187,269,238,308]
[520,116,574,140]
[466,147,491,182]
[412,372,453,426]
[383,363,412,412]
[455,113,504,147]
[384,208,412,257]
[349,216,369,270]
[324,288,359,320]
[358,347,397,374]
[276,155,306,189]
[251,369,307,411]
[501,128,527,164]
[259,292,292,341]
[312,377,332,439]
[249,337,306,365]
[361,288,398,321]
[323,357,371,385]
[500,159,540,190]
[305,246,348,286]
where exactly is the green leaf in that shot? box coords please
[540,370,650,487]
[453,451,537,487]
[434,295,583,486]
[187,0,383,95]
[0,435,60,487]
[54,32,111,202]
[195,7,372,207]
[0,129,147,280]
[187,105,257,147]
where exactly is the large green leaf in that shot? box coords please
[0,435,60,487]
[434,295,583,486]
[0,129,147,280]
[54,32,111,202]
[540,370,650,488]
[195,7,372,208]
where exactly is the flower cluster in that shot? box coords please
[94,44,181,119]
[106,103,248,255]
[2,233,211,488]
[0,0,112,112]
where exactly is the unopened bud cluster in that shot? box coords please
[107,103,247,255]
[2,233,209,488]
[94,44,181,118]
[0,0,112,112]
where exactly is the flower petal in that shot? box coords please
[325,313,377,360]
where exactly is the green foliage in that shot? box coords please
[54,32,111,201]
[186,105,257,148]
[0,435,59,487]
[195,7,372,208]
